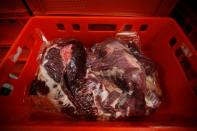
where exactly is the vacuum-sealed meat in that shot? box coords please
[30,38,87,118]
[85,38,161,119]
[30,33,162,120]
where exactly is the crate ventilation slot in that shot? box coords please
[72,24,80,31]
[169,37,177,47]
[139,24,148,31]
[56,23,65,31]
[0,83,13,96]
[123,24,132,31]
[88,24,116,31]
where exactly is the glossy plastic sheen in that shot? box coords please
[0,16,197,130]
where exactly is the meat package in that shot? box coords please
[30,32,162,120]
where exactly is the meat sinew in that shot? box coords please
[30,37,162,120]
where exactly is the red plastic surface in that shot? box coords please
[26,0,177,16]
[0,16,197,130]
[188,29,197,50]
[0,19,28,70]
[170,0,197,51]
[0,0,29,19]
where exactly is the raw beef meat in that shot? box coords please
[30,37,162,120]
[30,38,87,118]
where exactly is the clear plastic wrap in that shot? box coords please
[29,31,162,120]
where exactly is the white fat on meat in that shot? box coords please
[42,59,48,65]
[41,45,59,65]
[126,107,130,116]
[102,67,124,77]
[37,65,75,110]
[99,87,109,102]
[38,65,57,88]
[115,111,122,118]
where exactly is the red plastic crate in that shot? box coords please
[0,16,197,130]
[170,0,197,51]
[26,0,177,16]
[0,0,30,19]
[0,18,29,72]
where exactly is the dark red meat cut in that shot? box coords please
[30,38,162,120]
